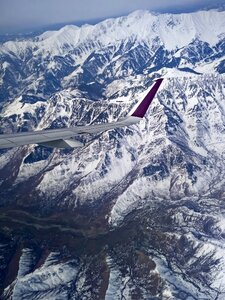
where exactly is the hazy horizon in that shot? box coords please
[0,0,224,35]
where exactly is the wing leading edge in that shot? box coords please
[0,78,163,149]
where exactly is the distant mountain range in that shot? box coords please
[1,9,225,299]
[0,9,225,104]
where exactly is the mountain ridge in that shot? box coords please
[1,9,225,299]
[0,10,224,108]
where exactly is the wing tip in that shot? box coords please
[131,78,164,118]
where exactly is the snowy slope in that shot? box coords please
[0,9,225,104]
[1,8,225,300]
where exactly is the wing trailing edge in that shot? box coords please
[0,78,163,149]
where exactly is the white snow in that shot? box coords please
[3,96,46,117]
[1,10,225,59]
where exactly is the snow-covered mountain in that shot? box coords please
[1,9,225,299]
[0,9,225,104]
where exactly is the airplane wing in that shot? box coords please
[0,78,163,149]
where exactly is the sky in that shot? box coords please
[0,0,224,34]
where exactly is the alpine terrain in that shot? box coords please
[1,8,225,299]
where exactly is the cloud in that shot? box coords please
[0,0,224,34]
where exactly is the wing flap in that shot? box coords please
[0,121,124,148]
[40,139,83,149]
[0,129,77,148]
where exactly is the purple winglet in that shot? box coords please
[131,78,163,118]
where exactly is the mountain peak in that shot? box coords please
[1,6,225,300]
